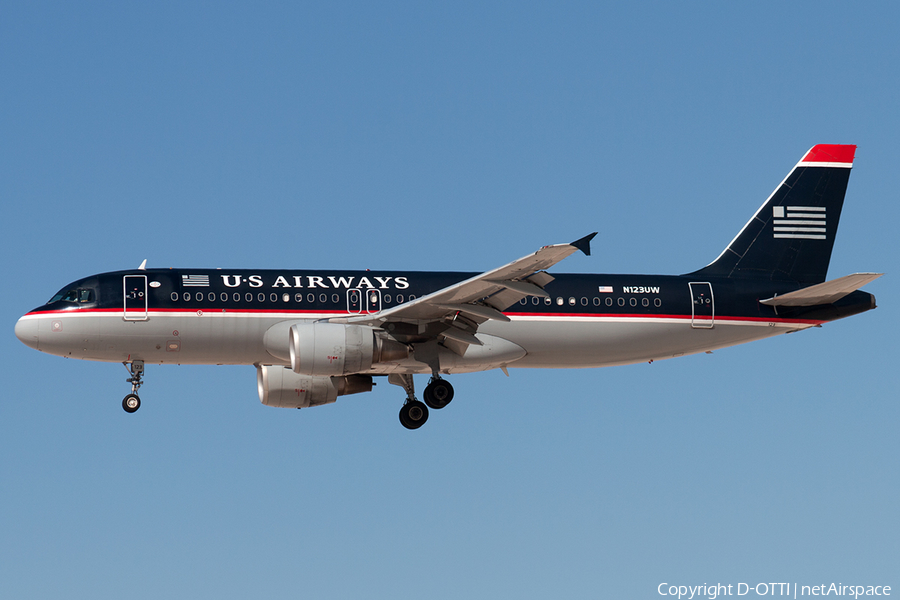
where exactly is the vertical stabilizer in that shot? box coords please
[688,144,855,284]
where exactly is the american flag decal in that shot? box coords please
[182,274,210,287]
[772,205,826,240]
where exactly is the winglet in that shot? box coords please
[138,259,147,270]
[570,232,598,256]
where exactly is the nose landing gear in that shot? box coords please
[122,360,144,413]
[123,393,141,413]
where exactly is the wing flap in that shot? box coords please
[760,273,882,307]
[437,303,511,322]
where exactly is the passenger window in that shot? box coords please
[332,294,340,303]
[532,297,540,305]
[544,297,552,305]
[568,297,576,306]
[654,298,662,307]
[307,293,315,303]
[642,298,649,307]
[270,293,278,302]
[220,292,228,302]
[234,293,241,302]
[606,297,613,306]
[319,293,327,303]
[384,294,392,303]
[556,297,564,306]
[630,298,637,307]
[171,292,179,301]
[617,298,625,307]
[259,293,266,302]
[184,292,191,301]
[581,297,588,306]
[208,292,216,302]
[396,294,404,303]
[593,297,600,306]
[246,293,253,302]
[295,293,303,302]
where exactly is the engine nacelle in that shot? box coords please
[257,365,374,409]
[288,322,408,376]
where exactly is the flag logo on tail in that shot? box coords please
[773,205,826,240]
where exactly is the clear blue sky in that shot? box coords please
[2,3,897,598]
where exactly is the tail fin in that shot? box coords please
[688,144,856,284]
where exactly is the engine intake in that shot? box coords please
[257,365,374,408]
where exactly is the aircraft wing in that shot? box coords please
[760,272,882,307]
[343,233,597,350]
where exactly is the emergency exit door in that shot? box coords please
[688,282,714,328]
[123,275,148,321]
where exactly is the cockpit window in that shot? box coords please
[49,288,94,304]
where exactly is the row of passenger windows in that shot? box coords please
[518,296,662,308]
[168,291,661,308]
[170,292,416,304]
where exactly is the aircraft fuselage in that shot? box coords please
[16,268,874,372]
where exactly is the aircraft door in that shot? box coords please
[365,289,382,314]
[124,275,148,321]
[689,282,714,328]
[347,289,362,314]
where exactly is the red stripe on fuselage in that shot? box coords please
[24,307,826,325]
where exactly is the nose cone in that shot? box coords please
[15,315,39,350]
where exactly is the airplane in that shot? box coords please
[15,144,881,430]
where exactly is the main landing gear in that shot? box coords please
[390,374,455,430]
[423,376,454,410]
[122,360,144,413]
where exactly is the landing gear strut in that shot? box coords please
[122,360,144,413]
[390,374,429,430]
[423,376,454,410]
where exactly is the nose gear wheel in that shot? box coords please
[121,360,145,413]
[122,394,141,413]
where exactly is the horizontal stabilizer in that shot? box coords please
[760,273,882,307]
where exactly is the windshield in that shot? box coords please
[49,287,95,304]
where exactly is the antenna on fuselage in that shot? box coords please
[138,259,147,270]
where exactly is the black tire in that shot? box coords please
[423,379,454,410]
[399,400,429,429]
[122,394,141,413]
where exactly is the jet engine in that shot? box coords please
[257,364,374,408]
[288,322,408,376]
